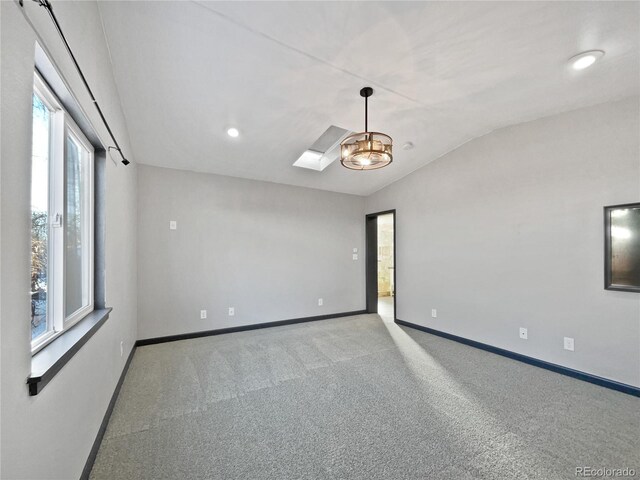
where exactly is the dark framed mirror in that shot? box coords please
[605,202,640,292]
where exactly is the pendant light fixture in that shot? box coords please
[340,87,392,170]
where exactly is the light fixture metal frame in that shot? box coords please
[340,87,393,171]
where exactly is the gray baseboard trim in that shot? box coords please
[80,344,137,480]
[136,310,368,346]
[395,318,640,397]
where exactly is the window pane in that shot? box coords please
[31,94,51,340]
[610,207,640,287]
[64,133,90,318]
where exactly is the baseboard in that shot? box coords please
[136,310,368,347]
[395,319,640,397]
[80,344,137,480]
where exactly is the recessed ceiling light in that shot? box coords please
[569,50,604,71]
[227,127,240,138]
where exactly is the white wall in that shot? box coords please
[1,2,138,479]
[137,165,365,340]
[366,98,640,387]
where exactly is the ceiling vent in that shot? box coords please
[293,125,351,171]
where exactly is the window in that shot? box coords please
[30,73,94,353]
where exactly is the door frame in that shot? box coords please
[365,209,396,320]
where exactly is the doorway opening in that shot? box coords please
[365,210,396,321]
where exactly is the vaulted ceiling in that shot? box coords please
[98,1,639,196]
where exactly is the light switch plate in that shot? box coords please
[564,337,574,351]
[352,254,358,260]
[228,307,235,316]
[431,309,437,318]
[200,310,207,319]
[318,298,323,306]
[353,248,358,253]
[169,220,177,230]
[519,327,528,340]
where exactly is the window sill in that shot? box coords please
[27,307,112,395]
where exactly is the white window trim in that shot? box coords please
[63,116,95,329]
[31,73,95,355]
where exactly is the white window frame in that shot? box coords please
[31,72,95,354]
[62,114,95,329]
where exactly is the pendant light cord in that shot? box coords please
[28,0,131,165]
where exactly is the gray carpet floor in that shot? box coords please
[90,309,639,480]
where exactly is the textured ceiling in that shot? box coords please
[98,1,639,196]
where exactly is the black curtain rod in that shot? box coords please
[30,0,130,165]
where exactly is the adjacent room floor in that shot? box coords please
[90,313,639,480]
[377,296,394,322]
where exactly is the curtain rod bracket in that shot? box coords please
[108,147,130,166]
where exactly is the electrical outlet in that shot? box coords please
[352,254,358,260]
[519,327,528,340]
[200,310,207,319]
[228,307,235,316]
[431,309,437,318]
[318,298,324,306]
[169,220,177,230]
[564,337,574,351]
[120,341,124,357]
[353,248,358,253]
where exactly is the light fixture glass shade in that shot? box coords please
[340,132,392,170]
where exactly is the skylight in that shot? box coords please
[293,125,351,172]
